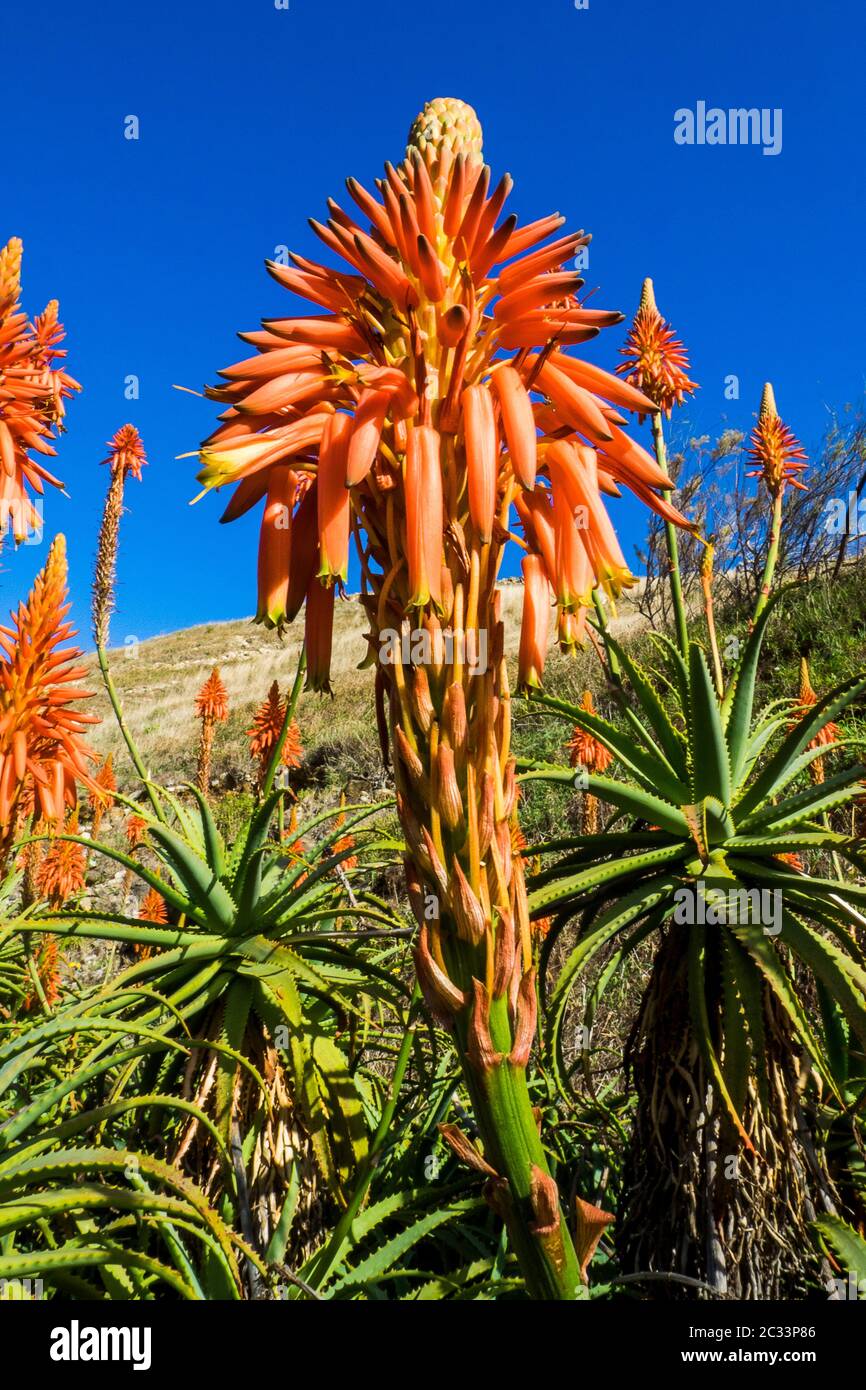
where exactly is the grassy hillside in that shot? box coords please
[85,581,647,796]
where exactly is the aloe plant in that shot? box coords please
[7,781,410,1274]
[0,995,254,1299]
[523,593,866,1296]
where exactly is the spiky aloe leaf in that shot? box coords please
[687,923,753,1149]
[186,783,227,879]
[725,916,836,1095]
[599,632,688,776]
[324,1197,482,1296]
[720,932,752,1118]
[736,670,866,819]
[776,911,866,1054]
[544,875,680,1095]
[528,842,687,916]
[521,765,691,837]
[721,929,769,1109]
[737,764,866,835]
[687,643,732,807]
[530,689,688,802]
[720,590,781,782]
[813,1216,866,1284]
[145,821,237,929]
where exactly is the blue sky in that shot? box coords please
[3,0,864,646]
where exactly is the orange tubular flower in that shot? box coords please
[197,98,696,1301]
[616,277,697,420]
[0,238,80,544]
[746,383,808,500]
[518,554,552,691]
[195,667,229,794]
[0,535,99,862]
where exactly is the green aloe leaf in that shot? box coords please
[687,924,751,1147]
[736,670,866,819]
[521,765,690,837]
[529,842,687,916]
[687,643,732,807]
[599,632,688,776]
[721,590,781,782]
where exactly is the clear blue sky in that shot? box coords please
[3,0,864,646]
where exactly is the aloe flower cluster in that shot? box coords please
[0,237,79,544]
[0,535,98,863]
[197,97,694,1298]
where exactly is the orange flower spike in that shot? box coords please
[746,384,808,500]
[0,534,99,852]
[0,239,79,540]
[104,424,147,480]
[247,682,295,763]
[139,885,168,924]
[88,754,116,836]
[22,933,62,1012]
[195,668,229,724]
[34,809,87,907]
[317,412,352,583]
[566,691,613,774]
[462,384,498,544]
[491,366,537,490]
[794,658,839,748]
[518,554,552,691]
[333,832,359,870]
[193,98,702,1302]
[93,426,147,649]
[126,813,147,848]
[405,426,443,607]
[617,277,697,420]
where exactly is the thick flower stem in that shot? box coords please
[651,413,689,655]
[752,491,784,626]
[391,562,582,1299]
[454,990,583,1299]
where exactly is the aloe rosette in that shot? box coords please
[524,597,866,1292]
